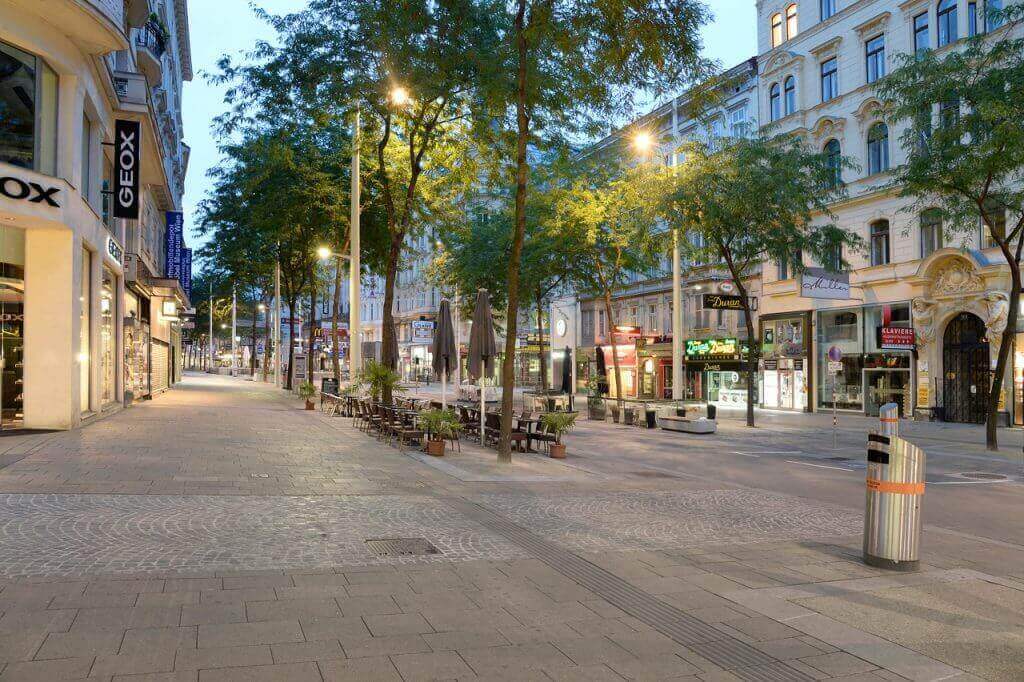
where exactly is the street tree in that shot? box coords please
[477,0,713,460]
[554,160,664,413]
[657,136,861,427]
[875,5,1024,449]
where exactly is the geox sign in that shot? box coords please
[0,175,60,207]
[114,119,141,219]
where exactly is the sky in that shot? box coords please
[181,0,758,249]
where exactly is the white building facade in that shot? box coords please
[756,0,1016,423]
[0,0,191,430]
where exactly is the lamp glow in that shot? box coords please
[390,86,410,106]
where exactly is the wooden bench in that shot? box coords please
[658,416,716,434]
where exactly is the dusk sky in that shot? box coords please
[181,0,758,250]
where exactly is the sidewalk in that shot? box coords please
[0,372,1018,680]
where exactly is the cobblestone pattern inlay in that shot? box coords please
[0,493,526,577]
[475,489,863,551]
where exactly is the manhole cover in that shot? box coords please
[631,471,679,479]
[365,538,441,557]
[959,472,1008,481]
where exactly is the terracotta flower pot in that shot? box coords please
[305,400,315,410]
[549,443,566,459]
[426,439,446,457]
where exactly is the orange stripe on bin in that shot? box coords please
[879,418,898,423]
[866,479,924,495]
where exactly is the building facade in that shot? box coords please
[0,0,191,430]
[755,0,1015,422]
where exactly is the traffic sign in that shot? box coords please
[827,346,842,362]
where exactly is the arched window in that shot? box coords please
[769,83,781,121]
[771,13,783,47]
[783,76,796,115]
[786,4,798,39]
[867,123,889,175]
[870,220,890,266]
[937,0,958,46]
[824,139,842,187]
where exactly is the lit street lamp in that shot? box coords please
[633,129,682,402]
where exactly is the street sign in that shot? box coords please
[828,361,843,374]
[827,346,842,362]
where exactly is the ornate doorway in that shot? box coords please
[942,312,989,424]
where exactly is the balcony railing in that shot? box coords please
[135,21,167,59]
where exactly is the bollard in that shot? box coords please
[863,403,925,571]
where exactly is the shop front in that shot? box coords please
[0,226,24,429]
[123,288,151,403]
[683,338,752,407]
[636,342,672,399]
[1015,331,1024,426]
[816,303,914,417]
[759,312,812,412]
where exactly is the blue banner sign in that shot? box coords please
[165,211,183,279]
[181,247,192,299]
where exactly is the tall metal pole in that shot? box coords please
[230,284,237,373]
[348,106,362,379]
[208,281,214,373]
[670,96,683,401]
[274,255,281,388]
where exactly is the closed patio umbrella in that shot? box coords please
[467,289,496,444]
[432,300,457,410]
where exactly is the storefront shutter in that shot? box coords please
[152,340,169,392]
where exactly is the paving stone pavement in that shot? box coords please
[0,373,1013,681]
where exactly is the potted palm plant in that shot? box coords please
[358,360,404,403]
[297,381,317,410]
[586,377,606,421]
[540,412,577,459]
[419,408,462,456]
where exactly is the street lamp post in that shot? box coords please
[633,129,683,402]
[207,281,214,373]
[274,253,281,388]
[349,106,362,381]
[230,285,237,374]
[318,246,351,385]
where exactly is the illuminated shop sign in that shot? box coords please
[685,338,749,359]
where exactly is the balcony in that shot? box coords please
[112,70,147,109]
[124,0,153,29]
[134,21,166,86]
[18,0,128,54]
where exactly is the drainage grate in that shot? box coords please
[365,537,441,557]
[959,472,1008,481]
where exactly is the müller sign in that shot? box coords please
[114,119,141,219]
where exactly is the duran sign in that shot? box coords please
[878,326,916,351]
[702,294,745,310]
[114,120,141,219]
[686,338,741,359]
[801,267,850,300]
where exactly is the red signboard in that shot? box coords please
[878,326,915,350]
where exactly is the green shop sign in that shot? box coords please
[685,338,749,359]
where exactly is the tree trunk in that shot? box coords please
[986,240,1021,449]
[286,294,297,390]
[250,295,258,377]
[735,283,758,428]
[603,291,625,413]
[262,299,271,382]
[536,291,547,392]
[497,0,530,464]
[307,280,317,382]
[381,232,403,404]
[332,258,342,384]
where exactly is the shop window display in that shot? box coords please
[0,227,24,429]
[101,268,116,405]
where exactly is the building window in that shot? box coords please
[824,138,842,187]
[786,4,798,39]
[729,106,748,137]
[937,0,958,46]
[981,206,1006,249]
[80,249,92,414]
[769,83,781,121]
[821,57,838,102]
[867,123,889,175]
[920,209,944,257]
[771,13,783,47]
[101,267,117,404]
[598,309,606,337]
[81,113,93,205]
[647,304,658,332]
[914,13,930,53]
[865,34,885,83]
[870,220,890,265]
[0,40,58,175]
[986,0,1004,30]
[783,76,796,115]
[939,99,959,129]
[821,0,836,20]
[968,1,978,35]
[825,244,843,272]
[778,251,801,280]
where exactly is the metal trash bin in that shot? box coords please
[706,404,717,421]
[863,403,925,571]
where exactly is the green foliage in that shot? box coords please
[358,361,405,403]
[418,408,463,441]
[540,411,577,443]
[297,381,317,401]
